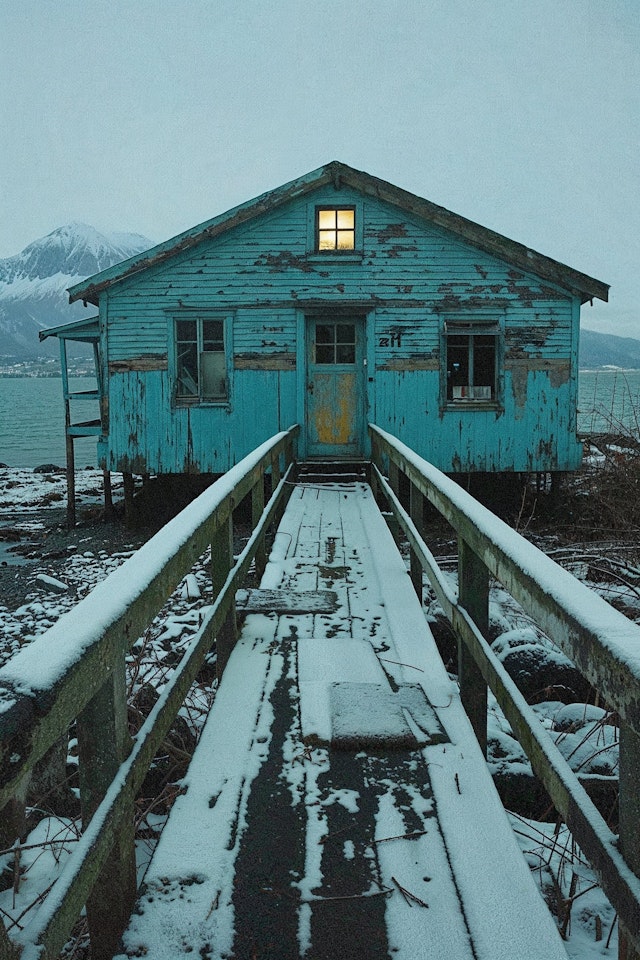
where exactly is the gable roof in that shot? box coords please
[68,161,609,306]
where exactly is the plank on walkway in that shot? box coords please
[117,482,569,960]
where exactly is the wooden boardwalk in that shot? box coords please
[116,479,569,960]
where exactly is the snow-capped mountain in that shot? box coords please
[0,223,151,359]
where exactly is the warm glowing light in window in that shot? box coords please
[317,208,355,250]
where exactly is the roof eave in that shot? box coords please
[39,316,100,342]
[67,160,609,306]
[330,163,609,304]
[68,164,336,305]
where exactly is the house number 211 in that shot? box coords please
[379,333,402,348]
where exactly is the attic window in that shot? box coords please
[316,207,355,251]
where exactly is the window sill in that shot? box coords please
[175,399,230,409]
[306,252,363,264]
[444,401,501,412]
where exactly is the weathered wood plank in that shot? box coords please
[370,433,640,955]
[4,445,298,960]
[236,588,338,614]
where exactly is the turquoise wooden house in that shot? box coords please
[54,162,608,487]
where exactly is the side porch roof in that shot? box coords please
[39,315,100,343]
[67,161,610,307]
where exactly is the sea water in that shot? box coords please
[1,371,639,469]
[0,377,99,469]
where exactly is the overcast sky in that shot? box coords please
[1,0,638,335]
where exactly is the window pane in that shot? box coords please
[201,351,226,399]
[318,230,337,250]
[336,344,355,363]
[336,323,355,344]
[177,342,199,396]
[337,209,354,229]
[202,319,223,347]
[316,344,334,364]
[447,335,469,400]
[474,337,496,391]
[316,324,334,345]
[176,319,197,342]
[337,231,355,249]
[318,209,337,229]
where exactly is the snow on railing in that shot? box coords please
[0,425,299,960]
[369,422,640,960]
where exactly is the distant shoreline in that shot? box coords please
[2,368,640,379]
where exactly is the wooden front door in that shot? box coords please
[306,316,364,457]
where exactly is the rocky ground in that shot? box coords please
[0,470,151,601]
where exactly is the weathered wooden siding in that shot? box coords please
[99,185,581,474]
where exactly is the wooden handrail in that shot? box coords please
[0,425,299,960]
[369,423,640,959]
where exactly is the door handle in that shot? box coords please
[308,381,314,395]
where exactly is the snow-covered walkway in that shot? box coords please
[117,480,569,960]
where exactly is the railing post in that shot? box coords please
[212,511,237,678]
[618,722,640,959]
[252,475,266,581]
[388,458,399,498]
[270,453,286,530]
[76,643,136,960]
[458,537,489,756]
[385,458,401,541]
[409,483,424,601]
[0,777,29,853]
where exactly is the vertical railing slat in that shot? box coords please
[618,723,640,960]
[457,539,489,756]
[252,477,266,581]
[409,483,424,600]
[211,511,237,678]
[76,641,136,960]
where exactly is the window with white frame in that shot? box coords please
[175,317,227,402]
[445,322,499,403]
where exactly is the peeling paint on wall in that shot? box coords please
[376,357,439,371]
[108,355,168,373]
[254,251,316,273]
[234,353,296,370]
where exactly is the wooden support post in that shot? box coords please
[76,644,136,960]
[458,538,489,756]
[212,512,237,678]
[123,472,135,524]
[103,469,114,518]
[618,722,640,960]
[409,484,424,601]
[252,479,266,581]
[60,340,76,528]
[65,433,76,529]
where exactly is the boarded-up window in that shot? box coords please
[176,317,227,401]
